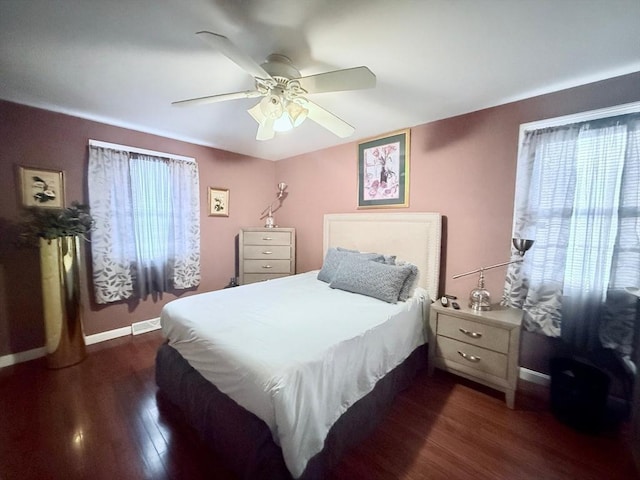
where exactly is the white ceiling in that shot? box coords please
[1,0,639,161]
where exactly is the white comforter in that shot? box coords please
[161,271,427,478]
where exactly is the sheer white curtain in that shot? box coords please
[503,114,640,355]
[88,143,200,304]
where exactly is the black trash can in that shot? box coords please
[549,357,611,433]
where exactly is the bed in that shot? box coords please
[155,212,442,479]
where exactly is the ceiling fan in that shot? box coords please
[172,31,376,141]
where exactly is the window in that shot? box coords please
[503,104,640,356]
[88,140,200,304]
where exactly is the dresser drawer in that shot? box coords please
[437,336,508,379]
[242,245,291,260]
[243,259,291,274]
[437,313,510,354]
[239,227,295,286]
[243,231,291,245]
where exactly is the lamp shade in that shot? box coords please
[287,101,308,127]
[248,94,309,138]
[512,238,534,256]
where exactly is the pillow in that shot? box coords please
[337,246,396,265]
[317,248,384,283]
[329,256,412,303]
[382,254,397,265]
[397,262,419,301]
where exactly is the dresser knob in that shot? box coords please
[262,265,273,269]
[262,251,273,255]
[457,351,481,362]
[262,237,273,241]
[459,328,482,338]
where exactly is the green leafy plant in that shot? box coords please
[18,201,94,245]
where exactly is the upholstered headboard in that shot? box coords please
[323,212,442,302]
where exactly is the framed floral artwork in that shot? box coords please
[208,187,229,217]
[357,129,410,208]
[18,166,65,208]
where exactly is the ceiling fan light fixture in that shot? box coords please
[261,94,283,119]
[287,100,308,127]
[248,102,266,124]
[175,32,376,142]
[273,111,294,132]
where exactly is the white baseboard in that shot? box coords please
[519,367,551,386]
[85,326,132,345]
[0,346,47,369]
[0,318,161,369]
[131,317,161,335]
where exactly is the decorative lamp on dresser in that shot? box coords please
[239,227,296,285]
[428,303,523,408]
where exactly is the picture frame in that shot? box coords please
[18,165,65,209]
[357,129,410,209]
[208,187,229,217]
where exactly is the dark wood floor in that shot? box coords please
[0,331,637,480]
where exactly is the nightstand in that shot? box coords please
[239,227,296,285]
[428,303,523,408]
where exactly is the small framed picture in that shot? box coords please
[357,129,410,209]
[208,187,229,217]
[18,166,65,208]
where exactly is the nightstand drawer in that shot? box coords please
[243,245,291,260]
[437,314,510,353]
[429,303,522,408]
[243,231,291,245]
[437,336,508,379]
[243,259,291,273]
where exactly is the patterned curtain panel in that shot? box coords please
[503,114,640,356]
[88,144,200,304]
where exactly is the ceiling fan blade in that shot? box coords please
[256,118,275,141]
[196,31,274,81]
[172,90,263,107]
[304,100,355,138]
[297,66,376,94]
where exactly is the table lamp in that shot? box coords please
[261,182,288,228]
[453,238,534,311]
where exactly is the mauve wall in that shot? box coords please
[276,72,640,373]
[0,100,275,357]
[1,71,639,369]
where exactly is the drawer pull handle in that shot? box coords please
[262,251,273,255]
[262,237,273,241]
[262,265,273,269]
[459,328,482,338]
[457,351,481,363]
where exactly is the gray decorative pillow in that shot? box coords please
[382,254,397,265]
[317,248,384,283]
[329,257,412,303]
[337,246,396,265]
[397,262,419,301]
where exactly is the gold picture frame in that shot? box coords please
[208,187,229,217]
[357,129,410,209]
[18,165,65,209]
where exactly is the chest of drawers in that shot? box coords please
[428,303,523,408]
[239,227,296,285]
